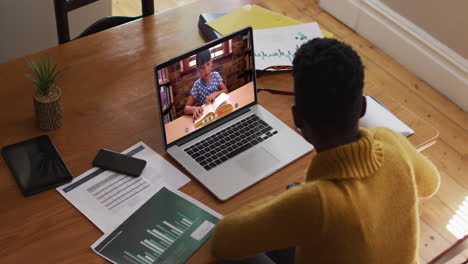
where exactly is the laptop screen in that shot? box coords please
[155,29,256,146]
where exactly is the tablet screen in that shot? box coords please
[1,135,72,196]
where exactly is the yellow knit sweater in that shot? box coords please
[213,127,440,263]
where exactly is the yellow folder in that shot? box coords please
[206,4,333,38]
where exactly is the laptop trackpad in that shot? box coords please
[236,147,279,176]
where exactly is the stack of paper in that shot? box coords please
[205,4,330,71]
[57,142,225,264]
[206,4,332,37]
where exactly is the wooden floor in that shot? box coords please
[113,0,468,262]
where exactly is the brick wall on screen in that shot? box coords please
[168,35,250,118]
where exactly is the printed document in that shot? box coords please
[57,142,190,233]
[253,22,323,70]
[92,185,222,264]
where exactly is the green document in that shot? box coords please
[92,187,221,264]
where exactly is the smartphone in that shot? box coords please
[92,149,146,177]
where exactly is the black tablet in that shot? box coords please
[1,135,72,196]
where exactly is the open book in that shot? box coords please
[194,93,233,128]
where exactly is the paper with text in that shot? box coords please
[92,186,222,264]
[57,142,190,233]
[253,22,323,70]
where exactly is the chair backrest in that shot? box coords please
[53,0,154,44]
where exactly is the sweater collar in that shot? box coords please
[306,128,384,182]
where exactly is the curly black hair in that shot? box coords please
[195,49,212,69]
[293,38,364,134]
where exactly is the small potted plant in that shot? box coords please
[26,56,66,130]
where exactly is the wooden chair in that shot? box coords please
[53,0,154,44]
[428,235,468,264]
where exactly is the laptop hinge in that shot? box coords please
[175,106,252,147]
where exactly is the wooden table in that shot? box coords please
[0,0,438,263]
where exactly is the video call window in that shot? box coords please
[156,33,254,145]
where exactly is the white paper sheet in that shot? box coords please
[57,142,190,233]
[359,95,414,136]
[253,22,323,70]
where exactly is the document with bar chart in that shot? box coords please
[57,142,190,233]
[92,186,222,264]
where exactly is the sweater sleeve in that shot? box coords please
[411,151,440,198]
[380,128,440,199]
[212,184,322,260]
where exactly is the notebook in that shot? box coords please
[153,27,313,201]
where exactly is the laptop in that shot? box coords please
[154,27,313,200]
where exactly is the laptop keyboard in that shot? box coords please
[184,114,278,171]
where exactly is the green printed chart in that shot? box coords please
[92,187,221,264]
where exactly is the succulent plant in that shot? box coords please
[26,56,66,96]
